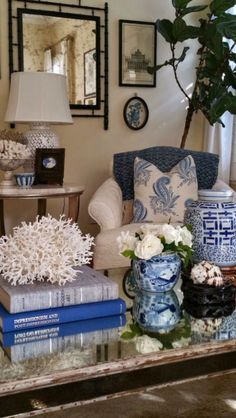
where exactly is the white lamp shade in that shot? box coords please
[5,72,73,124]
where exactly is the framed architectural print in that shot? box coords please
[119,20,156,87]
[34,148,65,185]
[123,96,149,130]
[84,48,96,96]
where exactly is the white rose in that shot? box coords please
[135,335,163,354]
[117,231,138,253]
[178,226,193,247]
[139,223,162,237]
[134,234,163,260]
[160,224,181,245]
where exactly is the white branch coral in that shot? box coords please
[0,139,31,159]
[0,215,94,285]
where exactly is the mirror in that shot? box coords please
[18,9,100,109]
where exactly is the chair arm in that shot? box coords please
[88,177,123,231]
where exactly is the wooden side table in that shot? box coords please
[0,183,85,235]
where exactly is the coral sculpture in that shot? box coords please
[190,261,224,286]
[0,139,31,159]
[0,215,94,285]
[0,129,25,144]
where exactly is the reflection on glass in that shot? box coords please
[20,11,98,107]
[133,290,181,334]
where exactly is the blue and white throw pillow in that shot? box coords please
[133,156,198,223]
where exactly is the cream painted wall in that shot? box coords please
[0,0,204,236]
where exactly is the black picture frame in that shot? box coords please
[123,96,149,130]
[34,148,65,185]
[119,20,156,87]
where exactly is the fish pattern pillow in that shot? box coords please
[133,155,198,223]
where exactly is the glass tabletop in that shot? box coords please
[0,279,236,398]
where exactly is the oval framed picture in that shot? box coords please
[123,96,149,130]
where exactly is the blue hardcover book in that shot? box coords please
[0,298,126,332]
[1,314,126,347]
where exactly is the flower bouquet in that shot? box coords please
[118,224,193,293]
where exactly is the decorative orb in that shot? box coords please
[133,253,182,293]
[133,289,181,333]
[15,172,35,188]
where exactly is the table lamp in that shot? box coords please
[4,72,73,155]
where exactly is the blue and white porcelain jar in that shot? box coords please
[133,253,182,293]
[184,201,236,267]
[133,289,181,333]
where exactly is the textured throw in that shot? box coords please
[133,156,198,223]
[113,146,219,201]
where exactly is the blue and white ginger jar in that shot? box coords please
[133,289,181,333]
[133,253,182,293]
[184,201,236,267]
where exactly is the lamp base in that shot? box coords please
[24,123,60,170]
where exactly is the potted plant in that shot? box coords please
[148,0,236,148]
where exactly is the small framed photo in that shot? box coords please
[34,148,65,185]
[84,48,96,96]
[119,20,156,87]
[123,96,149,130]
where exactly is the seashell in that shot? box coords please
[190,260,224,287]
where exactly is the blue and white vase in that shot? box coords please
[184,201,236,267]
[133,289,181,333]
[133,253,182,293]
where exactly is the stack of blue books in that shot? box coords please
[0,266,126,361]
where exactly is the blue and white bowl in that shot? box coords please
[15,173,35,188]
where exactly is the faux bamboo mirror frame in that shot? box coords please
[8,0,109,129]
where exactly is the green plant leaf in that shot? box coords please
[172,0,193,8]
[121,331,137,340]
[173,18,200,42]
[178,46,190,62]
[216,15,236,39]
[210,0,236,16]
[156,19,175,43]
[181,5,208,16]
[121,249,136,259]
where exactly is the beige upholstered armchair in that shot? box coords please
[88,146,233,271]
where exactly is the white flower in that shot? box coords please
[172,337,191,349]
[117,231,138,253]
[135,335,163,354]
[134,234,164,260]
[158,224,182,245]
[178,226,193,248]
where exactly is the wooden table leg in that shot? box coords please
[68,195,80,222]
[0,199,5,236]
[37,199,47,218]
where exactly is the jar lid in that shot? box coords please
[198,188,233,202]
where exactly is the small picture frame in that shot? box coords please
[34,148,65,185]
[84,48,96,96]
[119,20,156,87]
[123,96,149,130]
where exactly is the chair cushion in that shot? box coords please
[113,146,219,201]
[133,156,198,223]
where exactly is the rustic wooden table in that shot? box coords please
[0,183,85,235]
